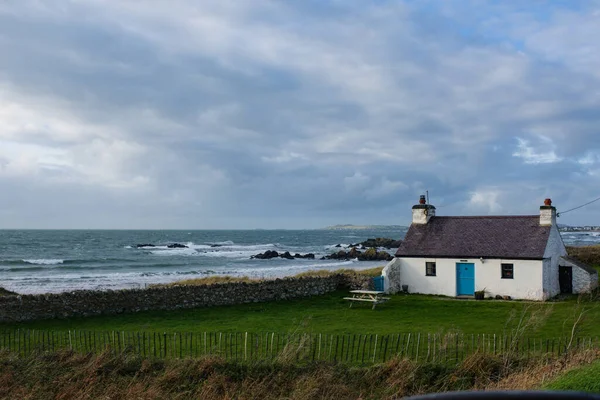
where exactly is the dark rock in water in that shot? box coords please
[323,246,392,261]
[167,243,188,249]
[359,247,378,261]
[251,250,279,259]
[358,238,402,249]
[377,251,393,261]
[326,250,349,260]
[210,244,222,248]
[294,253,316,259]
[348,247,360,258]
[136,244,155,248]
[335,244,342,248]
[251,251,316,260]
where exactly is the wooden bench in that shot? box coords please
[344,290,390,309]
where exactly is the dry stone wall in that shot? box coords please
[0,274,372,322]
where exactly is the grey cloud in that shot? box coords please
[1,1,600,227]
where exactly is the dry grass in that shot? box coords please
[153,276,257,288]
[293,267,384,278]
[153,267,384,288]
[1,349,598,400]
[567,245,600,267]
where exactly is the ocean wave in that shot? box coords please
[140,269,216,277]
[148,243,280,258]
[197,249,280,259]
[1,258,139,267]
[303,259,358,268]
[23,259,64,265]
[149,248,199,256]
[206,240,235,246]
[324,244,352,250]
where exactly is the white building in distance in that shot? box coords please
[382,196,598,300]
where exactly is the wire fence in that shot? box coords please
[1,329,598,364]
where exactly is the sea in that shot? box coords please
[0,228,598,295]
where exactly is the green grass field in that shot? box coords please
[3,291,600,338]
[545,359,600,393]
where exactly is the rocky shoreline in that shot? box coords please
[251,237,401,262]
[251,251,316,260]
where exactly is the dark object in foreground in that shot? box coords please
[406,391,600,400]
[0,287,17,296]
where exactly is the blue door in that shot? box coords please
[456,263,475,296]
[373,276,384,291]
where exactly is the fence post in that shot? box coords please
[383,335,390,362]
[372,334,378,363]
[426,334,431,361]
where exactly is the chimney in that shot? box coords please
[540,198,557,226]
[412,194,436,224]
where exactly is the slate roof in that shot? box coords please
[560,256,598,275]
[396,216,551,259]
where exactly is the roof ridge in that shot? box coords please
[398,215,551,258]
[432,215,539,219]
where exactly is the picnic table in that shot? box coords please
[343,290,390,309]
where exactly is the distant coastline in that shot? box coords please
[321,224,407,230]
[559,225,600,232]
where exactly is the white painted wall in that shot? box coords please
[573,265,599,293]
[475,259,544,300]
[412,206,435,224]
[558,257,599,294]
[382,258,401,293]
[388,257,545,300]
[542,224,568,299]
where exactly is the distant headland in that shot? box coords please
[321,224,407,230]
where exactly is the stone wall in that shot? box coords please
[0,274,372,322]
[572,265,598,293]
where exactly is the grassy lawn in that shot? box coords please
[544,360,600,393]
[2,291,600,338]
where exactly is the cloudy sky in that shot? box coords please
[1,0,600,229]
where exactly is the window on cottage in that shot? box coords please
[501,263,514,279]
[426,262,436,276]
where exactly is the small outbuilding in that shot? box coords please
[382,197,598,300]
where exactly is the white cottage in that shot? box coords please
[382,197,598,300]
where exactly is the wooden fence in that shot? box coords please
[0,330,598,364]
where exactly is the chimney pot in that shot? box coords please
[540,199,556,226]
[412,196,435,224]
